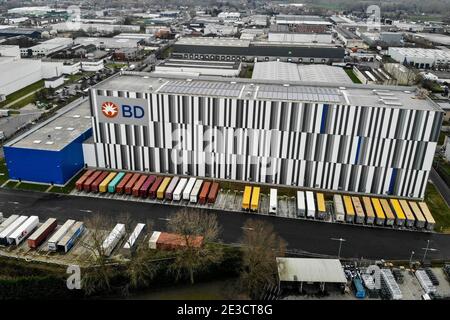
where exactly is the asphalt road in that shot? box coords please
[430,167,450,207]
[0,188,449,261]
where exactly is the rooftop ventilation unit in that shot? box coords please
[67,127,74,131]
[33,140,41,144]
[45,141,54,145]
[72,115,80,118]
[55,126,62,130]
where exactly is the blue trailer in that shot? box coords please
[353,278,366,299]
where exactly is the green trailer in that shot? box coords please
[108,172,125,193]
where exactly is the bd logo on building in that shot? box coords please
[101,101,144,119]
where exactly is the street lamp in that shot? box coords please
[409,250,415,266]
[331,237,346,259]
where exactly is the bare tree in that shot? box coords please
[239,219,286,299]
[167,208,223,284]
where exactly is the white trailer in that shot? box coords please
[305,191,316,218]
[0,215,28,245]
[190,179,203,203]
[173,178,188,201]
[48,219,76,251]
[123,223,146,251]
[269,188,278,214]
[8,216,39,246]
[148,231,161,249]
[0,214,19,233]
[296,191,306,217]
[57,221,85,253]
[333,194,345,222]
[183,178,197,201]
[102,223,126,257]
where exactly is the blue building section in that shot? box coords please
[4,128,92,185]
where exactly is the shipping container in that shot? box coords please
[99,172,117,193]
[199,181,211,205]
[139,175,156,198]
[75,170,94,191]
[115,173,133,194]
[0,216,28,245]
[125,173,141,195]
[0,214,19,233]
[269,188,278,214]
[149,231,203,250]
[409,201,426,228]
[83,170,102,192]
[207,182,219,203]
[353,278,366,299]
[165,176,180,200]
[390,199,406,227]
[305,191,315,218]
[380,199,395,226]
[132,175,148,197]
[157,177,172,200]
[108,172,125,193]
[183,178,197,201]
[27,218,57,249]
[47,219,76,251]
[333,194,345,222]
[149,176,164,199]
[297,191,306,217]
[418,202,435,231]
[242,186,252,210]
[343,196,355,223]
[173,178,188,201]
[398,200,416,227]
[102,223,126,257]
[351,197,365,224]
[371,198,385,225]
[190,179,204,203]
[316,193,326,219]
[8,216,39,246]
[91,171,109,193]
[362,197,375,224]
[57,221,85,253]
[250,187,261,212]
[123,223,146,251]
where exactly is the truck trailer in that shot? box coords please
[190,179,204,203]
[207,182,219,203]
[305,191,315,218]
[99,172,117,193]
[115,173,133,194]
[165,176,180,200]
[149,176,164,199]
[0,214,19,233]
[139,175,156,198]
[48,219,76,251]
[183,178,197,201]
[102,223,126,257]
[173,178,188,201]
[250,187,260,212]
[297,191,306,217]
[57,221,85,253]
[123,223,146,251]
[199,181,211,205]
[362,197,375,224]
[157,177,172,200]
[132,175,148,197]
[75,170,94,191]
[27,218,57,249]
[83,171,102,192]
[333,194,345,222]
[0,215,28,245]
[242,186,252,211]
[269,188,278,214]
[108,172,125,193]
[8,216,39,246]
[124,173,141,195]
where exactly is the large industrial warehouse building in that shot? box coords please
[82,72,442,199]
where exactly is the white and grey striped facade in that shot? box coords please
[86,74,443,199]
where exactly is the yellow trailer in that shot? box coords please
[316,193,326,219]
[371,198,385,225]
[351,197,365,224]
[399,200,416,228]
[242,186,252,211]
[343,196,355,223]
[390,199,406,227]
[362,197,375,224]
[99,172,117,193]
[157,177,171,200]
[250,187,260,212]
[380,199,395,226]
[409,201,426,229]
[418,202,436,231]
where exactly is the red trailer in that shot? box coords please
[91,171,109,193]
[207,182,219,203]
[75,170,94,191]
[115,173,133,194]
[83,171,102,192]
[132,175,148,197]
[27,218,57,249]
[199,182,211,205]
[148,176,164,199]
[139,175,156,198]
[124,173,141,195]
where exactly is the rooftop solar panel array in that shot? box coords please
[257,85,342,103]
[162,80,242,97]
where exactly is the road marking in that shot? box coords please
[8,201,19,205]
[241,227,254,231]
[79,209,92,213]
[158,217,171,221]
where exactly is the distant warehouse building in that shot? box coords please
[388,47,450,69]
[84,72,442,198]
[4,100,92,185]
[172,37,345,64]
